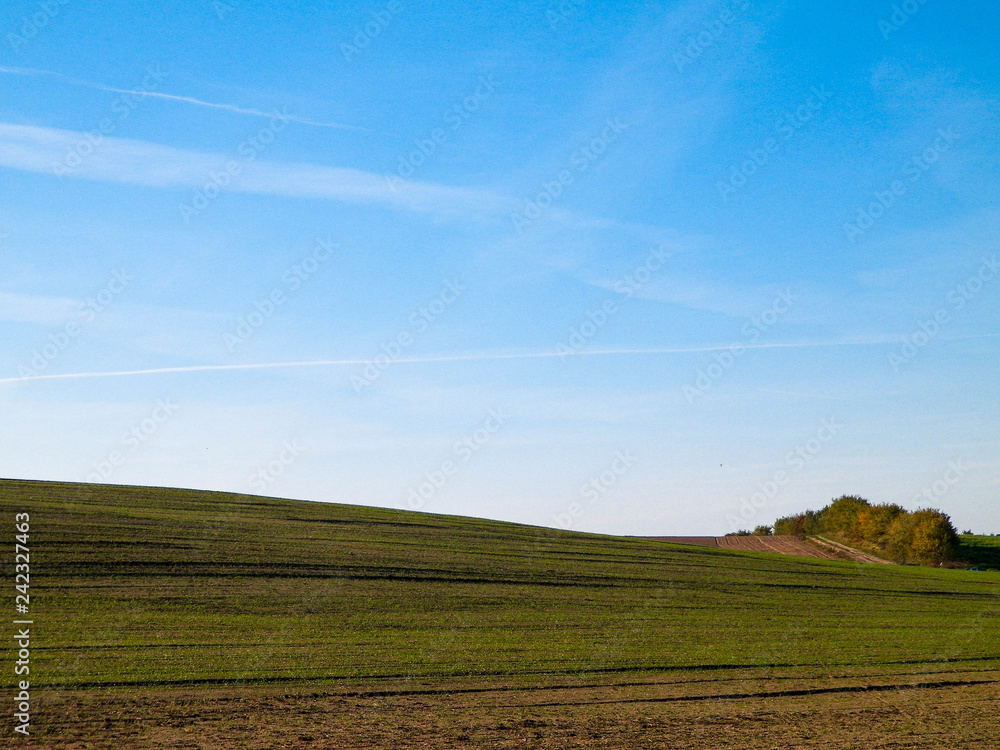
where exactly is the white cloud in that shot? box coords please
[0,122,512,216]
[0,291,78,324]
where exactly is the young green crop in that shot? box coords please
[2,478,998,691]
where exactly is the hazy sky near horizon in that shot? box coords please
[1,0,997,535]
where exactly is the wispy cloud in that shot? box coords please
[0,122,511,216]
[0,66,371,132]
[0,291,78,325]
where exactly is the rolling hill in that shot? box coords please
[3,478,999,748]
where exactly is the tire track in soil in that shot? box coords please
[493,678,1000,708]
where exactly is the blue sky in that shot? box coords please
[1,0,997,535]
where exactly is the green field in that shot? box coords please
[3,479,1000,748]
[959,534,1000,570]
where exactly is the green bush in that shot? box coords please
[858,503,906,545]
[773,517,797,536]
[773,509,822,536]
[820,495,870,539]
[907,509,960,565]
[884,512,918,562]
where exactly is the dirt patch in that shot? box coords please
[809,535,895,565]
[644,535,896,564]
[646,536,840,560]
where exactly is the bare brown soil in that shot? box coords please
[647,535,893,564]
[21,668,1000,749]
[810,535,896,564]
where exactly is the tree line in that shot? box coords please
[731,495,960,566]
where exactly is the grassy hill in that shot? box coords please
[3,479,1000,748]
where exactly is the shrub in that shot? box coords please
[885,513,917,563]
[820,495,870,540]
[773,510,822,537]
[800,509,822,535]
[858,503,905,545]
[908,509,960,565]
[773,516,798,536]
[752,525,773,536]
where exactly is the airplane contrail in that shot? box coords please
[3,333,997,386]
[0,66,371,133]
[0,338,917,386]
